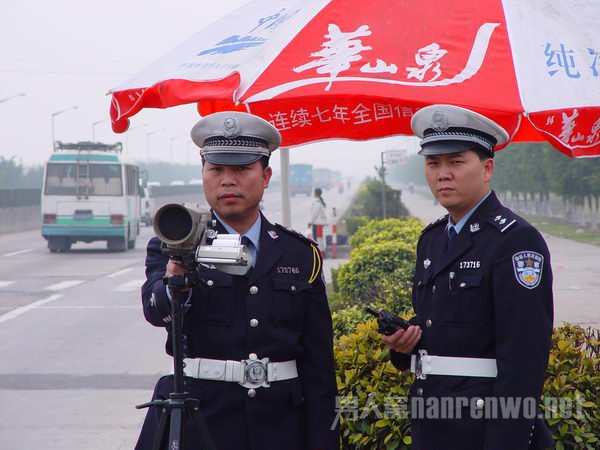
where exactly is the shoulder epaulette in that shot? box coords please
[487,210,519,233]
[421,214,449,234]
[274,224,322,284]
[275,223,317,245]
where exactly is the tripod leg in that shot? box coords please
[152,407,170,450]
[188,405,217,450]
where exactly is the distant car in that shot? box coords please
[140,186,156,226]
[170,180,184,186]
[188,179,203,185]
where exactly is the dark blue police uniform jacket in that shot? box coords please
[135,212,339,450]
[391,191,554,450]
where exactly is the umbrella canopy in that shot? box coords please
[110,0,600,157]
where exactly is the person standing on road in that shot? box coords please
[136,112,339,450]
[381,104,554,450]
[309,187,328,254]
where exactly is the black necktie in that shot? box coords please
[448,226,457,243]
[445,226,457,253]
[241,236,256,267]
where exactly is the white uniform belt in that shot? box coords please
[410,350,497,379]
[182,357,298,388]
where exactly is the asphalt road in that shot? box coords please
[0,184,356,450]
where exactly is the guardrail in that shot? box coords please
[0,186,206,234]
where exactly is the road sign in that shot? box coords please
[384,149,408,165]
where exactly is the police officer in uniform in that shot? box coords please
[135,112,340,450]
[382,105,554,449]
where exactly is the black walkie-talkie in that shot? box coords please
[365,306,410,335]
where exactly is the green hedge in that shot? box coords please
[334,319,600,449]
[334,218,422,312]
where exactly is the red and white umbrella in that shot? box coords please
[110,0,600,158]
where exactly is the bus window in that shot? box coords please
[90,165,123,196]
[44,163,123,196]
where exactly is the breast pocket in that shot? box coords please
[195,271,234,325]
[444,273,485,327]
[271,278,310,330]
[413,273,432,314]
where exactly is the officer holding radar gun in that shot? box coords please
[374,105,555,450]
[135,112,339,450]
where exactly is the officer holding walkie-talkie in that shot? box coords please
[379,105,554,450]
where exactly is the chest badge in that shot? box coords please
[423,258,431,269]
[512,251,544,289]
[470,223,480,232]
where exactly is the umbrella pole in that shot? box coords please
[280,147,291,227]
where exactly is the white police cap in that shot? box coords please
[191,111,281,165]
[411,105,509,157]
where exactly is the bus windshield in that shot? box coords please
[45,163,123,196]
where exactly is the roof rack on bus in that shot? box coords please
[54,141,123,153]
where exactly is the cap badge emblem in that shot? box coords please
[431,110,449,132]
[223,117,241,138]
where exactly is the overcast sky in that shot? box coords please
[0,0,420,179]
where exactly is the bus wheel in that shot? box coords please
[107,237,127,252]
[127,236,136,249]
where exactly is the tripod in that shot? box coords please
[137,255,216,450]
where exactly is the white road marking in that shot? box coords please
[106,268,133,278]
[114,279,145,292]
[0,281,16,288]
[3,248,34,257]
[0,294,63,324]
[45,280,84,291]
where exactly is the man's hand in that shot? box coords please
[166,258,187,277]
[382,325,422,354]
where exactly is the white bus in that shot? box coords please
[41,141,141,252]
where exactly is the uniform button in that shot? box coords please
[475,398,485,409]
[249,286,259,295]
[425,319,432,328]
[206,280,214,287]
[416,388,423,396]
[247,389,256,398]
[249,353,258,360]
[250,319,259,328]
[459,282,466,288]
[432,285,436,294]
[291,285,297,292]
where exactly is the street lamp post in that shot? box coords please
[146,128,166,161]
[378,151,388,219]
[51,106,78,150]
[0,93,26,104]
[92,119,109,142]
[169,135,187,163]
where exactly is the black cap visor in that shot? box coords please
[203,152,263,166]
[419,141,493,156]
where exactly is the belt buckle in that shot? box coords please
[240,357,270,389]
[415,349,428,380]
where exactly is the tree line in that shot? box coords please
[0,157,44,189]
